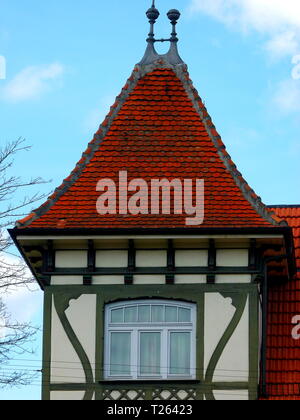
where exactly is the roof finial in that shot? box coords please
[146,1,160,44]
[139,1,184,66]
[167,9,181,43]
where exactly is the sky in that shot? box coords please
[0,0,300,400]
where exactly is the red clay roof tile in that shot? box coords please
[16,64,283,230]
[264,206,300,400]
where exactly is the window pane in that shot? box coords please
[166,306,177,322]
[110,332,131,376]
[111,308,123,323]
[138,305,151,323]
[124,306,137,322]
[152,305,164,322]
[178,308,191,322]
[140,332,161,375]
[169,332,190,375]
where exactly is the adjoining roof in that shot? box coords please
[15,60,284,230]
[265,206,300,400]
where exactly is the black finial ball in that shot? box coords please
[146,7,160,22]
[167,9,181,22]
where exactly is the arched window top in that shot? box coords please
[105,299,196,380]
[107,299,195,325]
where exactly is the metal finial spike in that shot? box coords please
[146,4,160,23]
[167,9,181,42]
[146,1,160,44]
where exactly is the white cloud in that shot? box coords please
[189,0,300,58]
[1,62,64,102]
[265,31,299,59]
[273,78,300,113]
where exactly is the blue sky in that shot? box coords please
[0,0,300,400]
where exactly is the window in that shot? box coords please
[104,300,196,380]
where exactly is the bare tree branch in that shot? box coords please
[0,138,50,387]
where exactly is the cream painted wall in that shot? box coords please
[50,295,97,385]
[175,250,208,267]
[93,275,124,285]
[175,274,206,284]
[204,293,249,384]
[134,275,165,284]
[216,249,249,267]
[96,250,128,268]
[51,276,83,285]
[51,299,85,384]
[136,250,167,267]
[213,390,249,400]
[55,251,87,268]
[50,391,87,400]
[215,274,251,284]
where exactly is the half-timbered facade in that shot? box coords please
[9,3,298,401]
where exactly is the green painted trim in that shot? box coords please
[53,293,94,401]
[95,294,105,400]
[46,283,256,294]
[42,290,52,401]
[43,283,259,401]
[248,289,259,400]
[196,292,204,383]
[204,292,248,401]
[45,266,260,276]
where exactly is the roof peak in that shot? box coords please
[139,1,184,66]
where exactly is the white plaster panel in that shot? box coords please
[175,250,208,267]
[133,275,165,284]
[175,275,206,284]
[214,299,249,382]
[93,275,124,285]
[96,250,128,268]
[216,249,249,267]
[55,251,87,268]
[215,275,251,284]
[51,276,83,286]
[50,391,86,400]
[136,250,167,267]
[65,295,97,375]
[213,390,249,400]
[51,299,85,384]
[204,293,236,374]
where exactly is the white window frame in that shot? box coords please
[104,299,196,380]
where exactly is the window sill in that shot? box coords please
[99,380,201,385]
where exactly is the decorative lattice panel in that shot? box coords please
[152,389,197,400]
[103,389,146,400]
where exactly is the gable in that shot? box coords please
[16,63,283,230]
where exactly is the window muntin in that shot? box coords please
[105,300,196,380]
[109,302,192,324]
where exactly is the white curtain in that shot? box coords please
[170,332,190,375]
[110,332,131,375]
[140,332,161,375]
